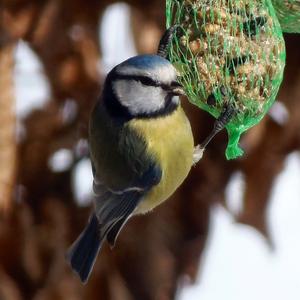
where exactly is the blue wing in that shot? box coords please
[93,161,162,246]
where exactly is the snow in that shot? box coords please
[48,149,74,172]
[14,40,50,118]
[100,3,137,73]
[225,171,245,216]
[71,158,93,207]
[178,152,300,300]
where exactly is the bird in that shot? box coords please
[66,27,202,283]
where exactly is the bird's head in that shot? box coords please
[103,55,185,120]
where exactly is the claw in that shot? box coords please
[193,144,204,164]
[157,25,180,59]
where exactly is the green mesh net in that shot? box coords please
[166,0,286,159]
[272,0,300,32]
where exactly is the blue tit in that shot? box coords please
[66,53,201,283]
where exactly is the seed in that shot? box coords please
[203,24,221,35]
[189,39,207,54]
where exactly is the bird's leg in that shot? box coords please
[157,25,180,59]
[194,104,237,161]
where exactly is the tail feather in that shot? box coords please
[66,214,102,283]
[66,190,141,283]
[106,216,129,247]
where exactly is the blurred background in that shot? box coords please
[1,1,300,299]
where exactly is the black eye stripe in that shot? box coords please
[138,76,158,86]
[114,74,160,87]
[170,81,182,88]
[113,74,182,91]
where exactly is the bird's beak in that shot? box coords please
[170,82,185,96]
[171,86,185,96]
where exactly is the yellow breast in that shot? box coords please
[129,106,194,214]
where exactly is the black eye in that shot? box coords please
[170,81,182,88]
[138,76,158,86]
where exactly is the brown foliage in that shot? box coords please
[0,0,300,299]
[0,44,17,213]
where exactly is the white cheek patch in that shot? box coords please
[113,80,166,115]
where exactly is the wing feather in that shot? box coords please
[92,161,161,246]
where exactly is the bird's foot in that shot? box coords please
[157,25,181,59]
[193,145,204,164]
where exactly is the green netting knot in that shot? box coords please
[225,125,244,159]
